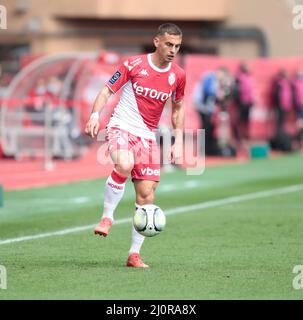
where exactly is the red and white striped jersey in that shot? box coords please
[106,54,186,140]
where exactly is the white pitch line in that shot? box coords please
[1,183,303,246]
[71,197,90,204]
[165,183,303,216]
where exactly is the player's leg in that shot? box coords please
[126,136,160,267]
[134,179,158,205]
[94,149,135,237]
[126,179,158,268]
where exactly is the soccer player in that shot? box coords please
[85,23,186,268]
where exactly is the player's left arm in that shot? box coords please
[171,99,185,164]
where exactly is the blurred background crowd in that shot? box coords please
[192,63,303,156]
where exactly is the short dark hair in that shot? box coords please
[156,23,182,37]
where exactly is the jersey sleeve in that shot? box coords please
[106,61,131,93]
[173,72,186,103]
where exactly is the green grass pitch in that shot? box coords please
[0,153,303,299]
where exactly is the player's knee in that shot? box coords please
[137,189,154,205]
[115,161,134,176]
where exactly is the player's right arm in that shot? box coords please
[85,86,112,138]
[85,58,132,138]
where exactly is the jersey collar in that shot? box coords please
[147,53,172,73]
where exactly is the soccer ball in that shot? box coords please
[133,204,166,237]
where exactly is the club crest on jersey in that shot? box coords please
[168,72,176,85]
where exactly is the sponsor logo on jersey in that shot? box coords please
[168,72,176,85]
[133,82,172,101]
[109,71,122,84]
[140,167,160,176]
[140,69,149,76]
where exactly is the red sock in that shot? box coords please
[111,169,128,184]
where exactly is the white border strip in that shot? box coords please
[1,184,303,245]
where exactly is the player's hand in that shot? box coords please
[85,118,100,138]
[171,143,183,164]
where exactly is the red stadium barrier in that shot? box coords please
[0,97,88,108]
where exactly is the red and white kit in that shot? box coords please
[106,54,186,181]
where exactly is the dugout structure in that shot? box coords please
[0,51,121,168]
